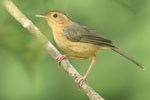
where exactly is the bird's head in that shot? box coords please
[36,10,73,29]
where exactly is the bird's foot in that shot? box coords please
[56,55,67,68]
[76,75,87,88]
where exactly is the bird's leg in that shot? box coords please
[56,55,89,67]
[56,55,96,88]
[78,55,96,88]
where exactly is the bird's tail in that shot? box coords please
[111,47,145,70]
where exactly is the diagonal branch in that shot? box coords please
[3,0,104,100]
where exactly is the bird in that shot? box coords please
[36,10,145,87]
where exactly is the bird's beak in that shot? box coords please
[35,14,46,18]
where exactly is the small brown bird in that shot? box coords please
[36,10,145,87]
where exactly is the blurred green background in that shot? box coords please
[0,0,149,100]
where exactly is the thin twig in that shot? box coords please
[3,0,104,100]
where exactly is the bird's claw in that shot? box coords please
[75,75,87,88]
[56,55,67,68]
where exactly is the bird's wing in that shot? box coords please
[63,23,115,47]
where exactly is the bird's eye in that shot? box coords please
[53,14,58,18]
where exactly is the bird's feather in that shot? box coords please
[63,23,115,47]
